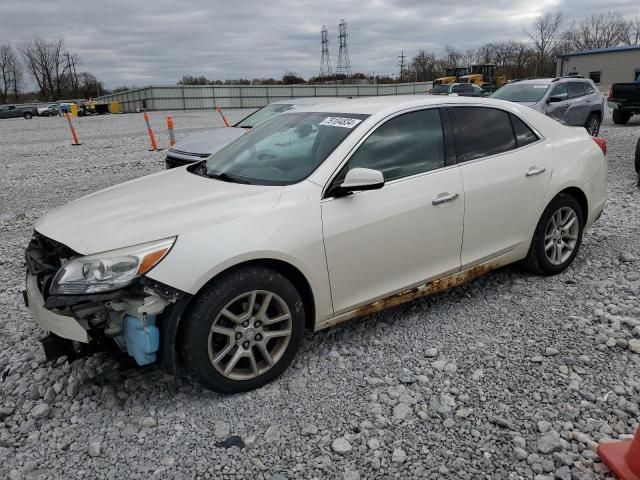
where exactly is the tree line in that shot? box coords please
[0,36,110,104]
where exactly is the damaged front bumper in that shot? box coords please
[24,232,190,372]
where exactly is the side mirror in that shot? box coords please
[547,96,564,103]
[330,168,385,197]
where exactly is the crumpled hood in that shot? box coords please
[35,168,283,255]
[171,128,246,156]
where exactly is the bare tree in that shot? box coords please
[527,11,563,76]
[626,15,640,45]
[409,50,438,81]
[444,45,464,67]
[564,12,632,50]
[20,37,72,100]
[0,43,21,104]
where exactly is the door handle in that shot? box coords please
[432,192,459,205]
[526,166,546,177]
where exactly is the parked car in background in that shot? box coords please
[431,83,485,97]
[165,97,344,169]
[25,95,607,393]
[0,104,37,119]
[491,77,604,136]
[37,104,61,117]
[607,76,640,125]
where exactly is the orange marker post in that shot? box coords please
[65,112,81,146]
[216,106,230,127]
[143,112,160,151]
[598,426,640,480]
[167,116,176,147]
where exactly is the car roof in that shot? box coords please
[513,77,591,85]
[292,95,511,115]
[270,97,344,106]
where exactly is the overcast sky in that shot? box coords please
[2,0,639,88]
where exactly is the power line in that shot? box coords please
[319,25,332,79]
[336,19,352,78]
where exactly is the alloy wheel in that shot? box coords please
[587,117,600,136]
[207,290,292,381]
[544,207,579,265]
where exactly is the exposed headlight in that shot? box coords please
[50,237,176,295]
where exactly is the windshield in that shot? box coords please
[234,103,295,128]
[203,112,368,185]
[431,84,449,94]
[491,83,550,102]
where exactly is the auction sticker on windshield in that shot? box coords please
[319,117,362,128]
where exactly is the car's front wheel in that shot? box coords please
[522,193,584,275]
[181,266,305,393]
[635,137,640,174]
[23,112,33,119]
[585,113,600,136]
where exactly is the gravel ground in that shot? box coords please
[1,108,639,480]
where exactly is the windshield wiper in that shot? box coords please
[206,169,253,185]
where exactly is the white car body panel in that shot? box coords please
[32,95,607,331]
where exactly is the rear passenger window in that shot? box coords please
[568,82,586,99]
[342,109,445,181]
[452,107,516,161]
[510,114,539,147]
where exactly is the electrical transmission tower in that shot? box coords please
[319,25,332,79]
[398,50,406,82]
[336,19,352,78]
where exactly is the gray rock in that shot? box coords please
[331,437,352,455]
[537,431,563,454]
[213,420,229,438]
[425,348,438,358]
[367,438,381,450]
[301,424,318,436]
[628,339,640,354]
[141,416,157,428]
[393,403,413,420]
[471,369,484,381]
[263,425,280,442]
[343,469,360,480]
[538,420,552,433]
[430,393,456,417]
[619,251,636,262]
[0,406,14,420]
[66,379,80,398]
[392,448,407,464]
[555,466,571,480]
[514,447,528,461]
[88,441,101,457]
[30,404,50,419]
[544,347,559,356]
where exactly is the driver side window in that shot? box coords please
[550,83,568,100]
[337,108,446,183]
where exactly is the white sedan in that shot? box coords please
[25,96,607,393]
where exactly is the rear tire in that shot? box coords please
[635,137,640,174]
[585,113,600,136]
[23,112,33,119]
[612,110,631,125]
[522,193,584,276]
[180,266,305,394]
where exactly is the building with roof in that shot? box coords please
[556,45,640,91]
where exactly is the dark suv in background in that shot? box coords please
[491,77,604,136]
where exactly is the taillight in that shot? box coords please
[592,137,607,155]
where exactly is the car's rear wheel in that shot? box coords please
[585,113,600,136]
[612,110,631,125]
[522,193,584,276]
[23,112,33,119]
[181,266,305,393]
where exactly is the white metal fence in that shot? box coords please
[99,82,434,113]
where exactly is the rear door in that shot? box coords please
[546,83,569,123]
[450,106,553,267]
[322,108,464,314]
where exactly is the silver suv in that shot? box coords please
[491,77,604,136]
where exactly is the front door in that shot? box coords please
[546,83,570,123]
[321,108,464,314]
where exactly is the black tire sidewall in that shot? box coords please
[635,138,640,174]
[612,110,630,125]
[181,267,305,394]
[24,113,32,119]
[532,194,584,275]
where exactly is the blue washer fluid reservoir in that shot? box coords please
[123,314,160,366]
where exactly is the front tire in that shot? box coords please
[181,266,305,393]
[635,137,640,174]
[23,112,33,119]
[522,193,584,276]
[612,110,631,125]
[585,113,600,136]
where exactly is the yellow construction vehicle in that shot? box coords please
[432,67,470,89]
[458,64,508,92]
